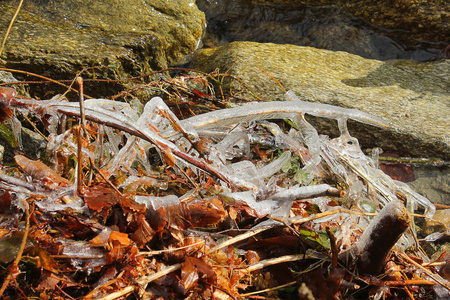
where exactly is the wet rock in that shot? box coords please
[422,209,450,236]
[0,71,29,98]
[408,166,450,205]
[191,41,450,160]
[340,0,449,48]
[0,0,205,97]
[197,0,447,61]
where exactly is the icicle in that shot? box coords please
[223,161,264,188]
[214,131,250,161]
[10,113,22,150]
[140,97,198,142]
[254,151,291,182]
[261,122,309,164]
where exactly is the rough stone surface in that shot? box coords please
[408,167,450,205]
[341,0,449,47]
[191,41,450,160]
[422,209,450,236]
[197,0,448,60]
[0,0,205,97]
[256,0,450,47]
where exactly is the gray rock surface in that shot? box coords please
[408,167,450,205]
[191,41,450,160]
[0,0,205,96]
[197,0,448,60]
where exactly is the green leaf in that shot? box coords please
[298,228,331,250]
[0,123,18,147]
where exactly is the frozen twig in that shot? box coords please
[270,184,343,202]
[6,97,258,190]
[345,201,410,275]
[181,91,390,130]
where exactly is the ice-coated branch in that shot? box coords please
[181,90,390,130]
[5,97,259,191]
[270,184,343,202]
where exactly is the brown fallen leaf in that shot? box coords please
[14,154,72,188]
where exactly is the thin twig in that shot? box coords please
[89,157,123,197]
[286,207,375,225]
[76,126,84,196]
[326,226,338,269]
[245,254,317,272]
[77,76,86,128]
[0,203,31,297]
[0,0,24,56]
[96,286,134,300]
[240,281,297,297]
[399,252,450,291]
[97,264,182,300]
[256,65,287,93]
[0,68,88,97]
[209,225,272,253]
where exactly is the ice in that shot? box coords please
[135,195,180,211]
[140,97,198,142]
[119,175,168,192]
[213,131,250,161]
[182,94,390,131]
[10,114,22,150]
[222,161,264,187]
[254,151,291,181]
[261,122,308,162]
[284,90,389,128]
[218,191,280,216]
[3,91,434,225]
[270,184,336,202]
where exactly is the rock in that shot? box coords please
[0,0,205,97]
[21,127,47,159]
[341,0,449,48]
[196,0,447,60]
[422,209,450,236]
[191,42,450,160]
[408,166,450,205]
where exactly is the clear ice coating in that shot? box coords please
[2,90,435,224]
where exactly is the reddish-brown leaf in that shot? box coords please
[83,183,121,212]
[14,154,72,188]
[189,198,226,227]
[0,87,16,122]
[161,147,176,168]
[130,216,155,247]
[30,245,60,273]
[90,228,111,247]
[109,230,133,247]
[189,256,216,284]
[181,256,199,292]
[0,190,12,212]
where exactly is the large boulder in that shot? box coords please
[0,0,205,97]
[191,41,450,160]
[196,0,448,60]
